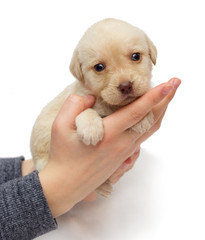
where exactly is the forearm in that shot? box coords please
[0,157,35,185]
[21,159,35,176]
[38,163,84,218]
[0,171,57,239]
[0,156,24,184]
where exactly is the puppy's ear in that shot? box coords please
[69,49,84,81]
[145,34,157,65]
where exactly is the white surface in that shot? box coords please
[0,0,205,239]
[37,150,166,240]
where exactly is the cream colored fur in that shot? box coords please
[30,18,157,197]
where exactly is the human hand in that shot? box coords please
[110,77,181,183]
[83,149,140,202]
[85,77,181,201]
[38,78,181,218]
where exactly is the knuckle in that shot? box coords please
[117,143,127,154]
[153,121,161,132]
[102,134,114,146]
[67,94,88,112]
[134,151,140,158]
[52,117,63,134]
[129,107,145,123]
[51,120,59,134]
[101,124,117,144]
[151,95,161,105]
[68,94,83,104]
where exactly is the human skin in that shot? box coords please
[22,78,181,218]
[21,148,141,202]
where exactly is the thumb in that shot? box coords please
[55,94,95,129]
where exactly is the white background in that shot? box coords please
[0,0,205,239]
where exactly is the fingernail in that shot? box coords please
[124,157,132,165]
[168,78,181,90]
[85,95,95,102]
[173,78,181,90]
[120,158,132,170]
[120,163,129,170]
[161,84,174,95]
[134,146,141,154]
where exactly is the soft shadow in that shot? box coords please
[37,149,164,240]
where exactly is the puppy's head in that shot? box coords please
[70,18,157,106]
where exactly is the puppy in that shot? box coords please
[30,18,157,197]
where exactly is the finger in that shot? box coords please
[135,109,167,146]
[124,150,140,171]
[54,95,95,129]
[152,78,181,120]
[83,192,97,202]
[104,81,175,135]
[123,78,181,141]
[168,77,181,90]
[109,173,124,184]
[109,148,140,184]
[112,78,180,180]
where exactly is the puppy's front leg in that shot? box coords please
[75,108,104,146]
[132,111,154,135]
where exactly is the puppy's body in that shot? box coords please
[31,81,112,169]
[30,19,157,196]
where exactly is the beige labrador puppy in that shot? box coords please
[30,18,157,196]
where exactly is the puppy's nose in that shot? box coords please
[118,81,133,95]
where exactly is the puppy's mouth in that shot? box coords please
[119,94,140,106]
[100,80,149,106]
[101,90,143,107]
[116,81,144,106]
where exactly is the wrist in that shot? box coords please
[21,159,35,176]
[38,163,77,218]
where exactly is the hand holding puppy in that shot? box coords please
[38,78,181,218]
[31,19,158,196]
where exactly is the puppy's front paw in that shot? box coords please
[77,120,104,145]
[75,109,104,145]
[132,111,154,134]
[95,180,113,197]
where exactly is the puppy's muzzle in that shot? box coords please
[118,81,133,95]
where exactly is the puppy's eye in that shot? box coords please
[131,52,141,61]
[94,63,105,72]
